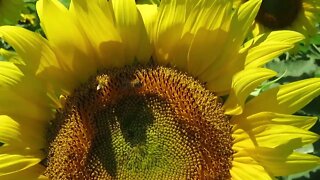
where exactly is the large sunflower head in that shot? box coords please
[0,0,319,179]
[0,0,24,25]
[234,0,320,39]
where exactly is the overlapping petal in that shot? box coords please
[247,124,318,148]
[0,26,58,75]
[198,0,262,94]
[37,0,98,83]
[137,4,158,37]
[113,0,152,63]
[231,150,272,180]
[70,0,151,68]
[0,62,23,88]
[245,31,305,68]
[242,112,318,130]
[240,78,320,116]
[153,0,189,65]
[0,146,43,177]
[249,147,320,176]
[0,115,46,149]
[0,116,21,145]
[0,164,47,180]
[70,0,121,65]
[224,68,276,115]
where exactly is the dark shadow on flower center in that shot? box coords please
[89,109,117,177]
[116,96,154,147]
[88,95,155,177]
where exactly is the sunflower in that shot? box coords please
[0,0,319,179]
[0,0,24,25]
[234,0,320,39]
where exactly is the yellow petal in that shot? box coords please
[0,115,45,149]
[198,0,262,94]
[224,68,276,115]
[233,118,318,149]
[0,61,55,118]
[37,0,88,54]
[230,0,262,48]
[137,4,158,37]
[154,0,232,72]
[0,26,77,93]
[0,164,46,180]
[231,150,272,180]
[242,112,318,130]
[0,62,23,88]
[249,147,320,176]
[232,128,255,150]
[0,147,43,176]
[243,78,320,115]
[184,0,232,76]
[0,26,58,75]
[188,29,226,76]
[183,0,232,34]
[153,0,187,65]
[37,0,100,87]
[205,52,246,95]
[245,31,304,68]
[0,89,50,122]
[0,116,20,145]
[248,124,319,148]
[70,0,125,67]
[113,0,152,64]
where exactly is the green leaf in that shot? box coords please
[266,58,317,77]
[58,0,71,8]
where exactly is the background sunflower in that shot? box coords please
[234,0,320,41]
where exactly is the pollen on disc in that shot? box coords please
[44,65,234,180]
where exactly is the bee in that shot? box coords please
[118,78,143,90]
[130,78,143,89]
[96,78,109,90]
